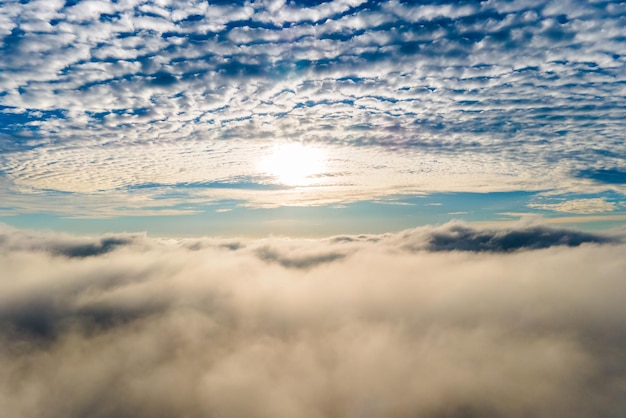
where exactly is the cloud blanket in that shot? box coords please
[1,222,625,417]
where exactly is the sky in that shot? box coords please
[0,0,625,236]
[1,2,626,416]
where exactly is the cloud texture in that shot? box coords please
[1,222,625,417]
[0,0,625,215]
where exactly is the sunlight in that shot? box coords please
[259,143,327,186]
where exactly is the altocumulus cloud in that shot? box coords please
[1,222,625,417]
[1,0,625,214]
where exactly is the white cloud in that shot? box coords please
[529,198,616,214]
[0,222,624,417]
[0,0,625,215]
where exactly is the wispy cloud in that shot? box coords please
[529,197,617,214]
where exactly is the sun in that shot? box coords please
[259,143,327,186]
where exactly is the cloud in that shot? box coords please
[528,197,617,214]
[0,222,625,417]
[396,222,618,252]
[1,0,626,214]
[254,244,348,269]
[0,223,146,256]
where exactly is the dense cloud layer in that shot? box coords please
[0,0,625,214]
[1,222,625,417]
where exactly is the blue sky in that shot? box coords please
[1,0,625,236]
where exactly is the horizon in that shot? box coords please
[1,0,625,416]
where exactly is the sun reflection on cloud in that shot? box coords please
[259,143,327,186]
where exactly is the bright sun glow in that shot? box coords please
[260,143,327,186]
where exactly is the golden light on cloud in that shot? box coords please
[259,143,327,186]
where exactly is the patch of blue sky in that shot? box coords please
[85,108,152,121]
[575,168,626,185]
[126,179,290,195]
[0,109,65,152]
[0,107,65,132]
[0,191,544,237]
[4,190,626,237]
[385,192,539,221]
